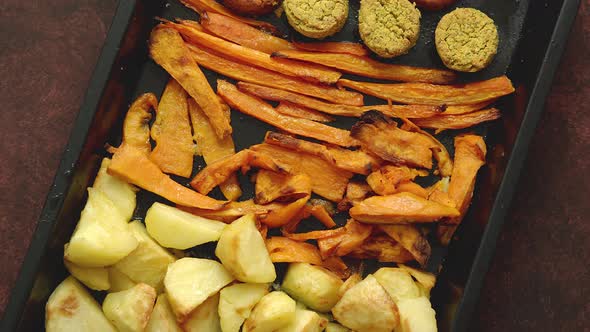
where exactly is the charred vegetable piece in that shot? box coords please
[255,170,312,204]
[380,225,431,266]
[348,235,415,263]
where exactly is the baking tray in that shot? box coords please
[0,0,580,331]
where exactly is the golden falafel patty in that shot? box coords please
[435,8,499,72]
[359,0,421,58]
[284,0,349,39]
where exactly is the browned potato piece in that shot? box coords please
[223,0,282,15]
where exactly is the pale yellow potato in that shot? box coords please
[181,293,221,332]
[108,267,137,292]
[218,283,269,332]
[215,214,276,283]
[398,264,436,297]
[64,258,110,291]
[338,273,361,298]
[45,276,117,332]
[145,202,226,250]
[325,322,350,332]
[145,294,182,332]
[277,309,328,332]
[243,291,296,332]
[102,283,157,332]
[93,158,137,220]
[396,297,437,332]
[374,268,421,302]
[282,263,343,312]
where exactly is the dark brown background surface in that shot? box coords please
[0,1,588,330]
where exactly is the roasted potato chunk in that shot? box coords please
[282,263,343,312]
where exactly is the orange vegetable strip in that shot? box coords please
[237,82,441,118]
[380,225,431,266]
[396,182,429,199]
[218,80,359,147]
[187,44,363,106]
[273,50,456,84]
[266,237,323,265]
[348,235,414,263]
[121,93,157,155]
[400,117,453,177]
[292,41,369,56]
[317,220,373,258]
[411,108,501,130]
[199,13,293,54]
[168,21,341,85]
[307,205,337,228]
[322,256,351,279]
[149,80,194,178]
[178,200,270,223]
[149,27,230,138]
[109,145,225,210]
[276,102,334,123]
[188,98,242,200]
[255,170,312,204]
[444,99,496,115]
[338,76,515,105]
[283,227,347,242]
[260,195,310,228]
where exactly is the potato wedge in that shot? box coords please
[145,202,226,250]
[412,108,501,130]
[338,274,362,298]
[373,268,420,302]
[108,267,136,292]
[398,264,436,298]
[325,322,350,332]
[243,291,296,332]
[281,263,343,312]
[276,102,335,123]
[45,277,116,332]
[332,275,399,332]
[102,283,157,332]
[396,297,437,332]
[181,293,221,332]
[277,309,328,332]
[293,41,368,56]
[380,225,431,266]
[215,214,276,283]
[164,258,234,322]
[145,294,182,332]
[93,158,137,221]
[64,259,110,291]
[218,283,269,332]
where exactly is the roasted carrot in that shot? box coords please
[149,80,194,178]
[348,235,414,263]
[264,132,380,175]
[273,50,456,84]
[317,220,373,258]
[255,170,312,204]
[120,93,157,155]
[276,102,335,123]
[217,80,359,147]
[168,21,341,85]
[179,199,270,223]
[411,108,501,130]
[187,44,364,106]
[292,41,369,56]
[338,76,515,105]
[237,82,442,118]
[199,13,293,54]
[108,145,224,210]
[266,237,324,265]
[149,27,230,138]
[349,192,460,224]
[380,225,431,266]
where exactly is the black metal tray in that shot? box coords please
[1,0,580,331]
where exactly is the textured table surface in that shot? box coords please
[0,1,588,330]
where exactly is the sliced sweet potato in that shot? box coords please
[444,100,496,115]
[273,50,456,84]
[149,26,230,138]
[348,235,414,263]
[276,102,334,123]
[188,98,241,200]
[168,21,341,84]
[292,41,369,56]
[366,166,428,196]
[317,220,373,258]
[266,237,323,265]
[260,195,311,228]
[349,192,460,224]
[321,256,350,279]
[179,199,269,223]
[411,108,501,130]
[401,118,454,177]
[251,144,353,202]
[218,80,358,147]
[306,203,337,229]
[338,76,515,105]
[255,170,312,204]
[380,225,431,266]
[264,132,380,175]
[109,145,224,210]
[199,13,293,54]
[283,226,347,242]
[237,82,442,118]
[187,44,363,106]
[149,80,194,178]
[396,182,429,199]
[339,181,373,210]
[351,111,436,169]
[121,93,157,155]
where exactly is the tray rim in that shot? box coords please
[0,0,581,330]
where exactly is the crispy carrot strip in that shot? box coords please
[292,41,369,56]
[121,93,158,155]
[349,192,460,224]
[260,194,310,228]
[168,22,341,85]
[218,80,358,147]
[444,99,496,115]
[276,102,334,123]
[338,76,515,105]
[274,51,456,84]
[348,235,414,263]
[266,237,324,265]
[251,144,353,202]
[380,225,431,266]
[187,44,363,106]
[411,108,501,130]
[199,13,293,54]
[179,0,280,34]
[237,82,441,118]
[109,145,224,209]
[179,200,269,223]
[149,27,230,138]
[149,80,194,177]
[188,98,242,200]
[264,132,380,175]
[255,170,312,204]
[317,220,373,258]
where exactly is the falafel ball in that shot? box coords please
[435,8,499,72]
[284,0,349,39]
[223,0,281,16]
[359,0,421,58]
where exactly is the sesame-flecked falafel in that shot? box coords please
[435,8,499,72]
[284,0,349,39]
[359,0,421,58]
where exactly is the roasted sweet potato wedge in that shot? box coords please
[120,93,157,155]
[149,80,194,178]
[338,181,373,211]
[218,80,358,147]
[366,166,428,196]
[260,195,311,227]
[149,26,230,138]
[348,235,414,263]
[272,51,456,84]
[292,41,369,56]
[380,225,431,266]
[266,237,323,265]
[276,102,335,123]
[283,225,347,242]
[351,111,436,169]
[188,44,363,106]
[444,100,496,115]
[306,203,337,228]
[317,220,373,258]
[349,192,460,224]
[396,182,429,199]
[255,170,312,204]
[179,199,270,223]
[411,108,501,130]
[109,145,225,210]
[338,76,515,105]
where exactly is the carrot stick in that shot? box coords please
[292,40,369,56]
[276,102,334,123]
[411,108,501,130]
